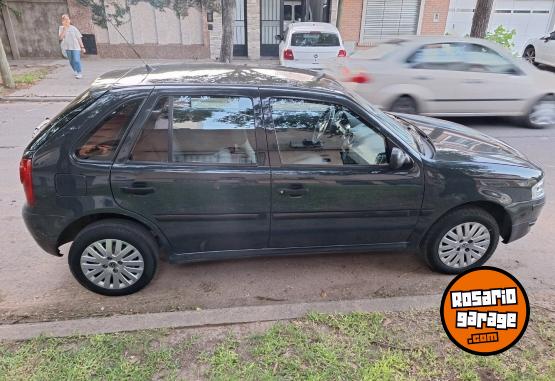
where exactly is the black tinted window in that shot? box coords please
[130,97,170,162]
[172,96,256,164]
[76,98,142,160]
[270,98,387,166]
[131,96,257,165]
[291,32,340,47]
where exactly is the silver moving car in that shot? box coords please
[328,37,555,129]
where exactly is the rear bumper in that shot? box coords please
[504,197,545,243]
[22,206,65,256]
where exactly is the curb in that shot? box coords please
[0,96,74,103]
[0,294,441,341]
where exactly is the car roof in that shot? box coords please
[91,63,345,93]
[376,36,505,50]
[286,22,340,33]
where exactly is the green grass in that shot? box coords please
[0,308,554,380]
[12,68,50,86]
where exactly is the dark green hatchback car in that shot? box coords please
[21,65,545,295]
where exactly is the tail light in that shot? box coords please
[283,49,294,60]
[346,72,371,84]
[19,157,35,206]
[338,49,347,57]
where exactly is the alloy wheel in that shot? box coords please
[438,222,491,269]
[524,48,535,64]
[80,239,144,289]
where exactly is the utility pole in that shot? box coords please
[0,36,15,89]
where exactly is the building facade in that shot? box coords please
[1,0,555,59]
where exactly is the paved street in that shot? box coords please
[0,100,553,323]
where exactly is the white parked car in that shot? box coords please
[278,22,346,70]
[327,37,555,129]
[523,31,555,68]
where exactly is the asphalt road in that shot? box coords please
[0,102,553,323]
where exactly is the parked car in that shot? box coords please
[21,65,545,295]
[326,37,555,129]
[523,30,555,68]
[278,22,346,69]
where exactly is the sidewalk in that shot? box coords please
[2,57,278,101]
[0,294,441,341]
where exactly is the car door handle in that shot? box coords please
[120,186,155,195]
[413,75,431,80]
[279,188,308,198]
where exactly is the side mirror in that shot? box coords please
[275,34,283,42]
[389,147,411,170]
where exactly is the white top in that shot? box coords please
[59,25,82,51]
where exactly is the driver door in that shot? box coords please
[263,92,424,249]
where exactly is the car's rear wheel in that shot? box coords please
[526,95,555,129]
[523,46,537,66]
[68,219,158,296]
[421,207,499,274]
[390,95,417,114]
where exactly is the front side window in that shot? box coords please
[131,95,257,165]
[291,32,340,47]
[76,98,142,160]
[270,98,387,166]
[408,43,518,74]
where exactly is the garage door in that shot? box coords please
[446,0,555,53]
[360,0,422,44]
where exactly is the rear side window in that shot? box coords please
[131,96,257,165]
[291,32,340,47]
[27,89,102,152]
[76,98,143,160]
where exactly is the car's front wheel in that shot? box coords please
[523,46,537,66]
[68,219,158,296]
[421,207,500,274]
[526,95,555,129]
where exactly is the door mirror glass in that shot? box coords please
[389,147,411,170]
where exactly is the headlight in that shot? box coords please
[532,179,544,200]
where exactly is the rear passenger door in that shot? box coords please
[111,88,271,256]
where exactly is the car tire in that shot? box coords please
[523,46,537,66]
[390,95,418,114]
[421,207,499,274]
[68,219,158,296]
[526,95,555,129]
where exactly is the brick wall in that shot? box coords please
[67,0,95,34]
[419,0,449,36]
[337,0,363,43]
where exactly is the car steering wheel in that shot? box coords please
[312,107,335,144]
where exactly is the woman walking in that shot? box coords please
[59,14,86,79]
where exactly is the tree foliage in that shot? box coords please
[486,25,516,50]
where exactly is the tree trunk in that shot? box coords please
[470,0,494,38]
[0,36,15,89]
[219,0,235,63]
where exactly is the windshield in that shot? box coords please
[26,88,105,152]
[291,32,340,47]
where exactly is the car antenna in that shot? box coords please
[107,18,153,73]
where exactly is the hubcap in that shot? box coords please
[80,239,144,289]
[524,49,535,63]
[438,222,491,269]
[530,98,555,127]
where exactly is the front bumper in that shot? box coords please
[504,196,545,243]
[22,206,66,256]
